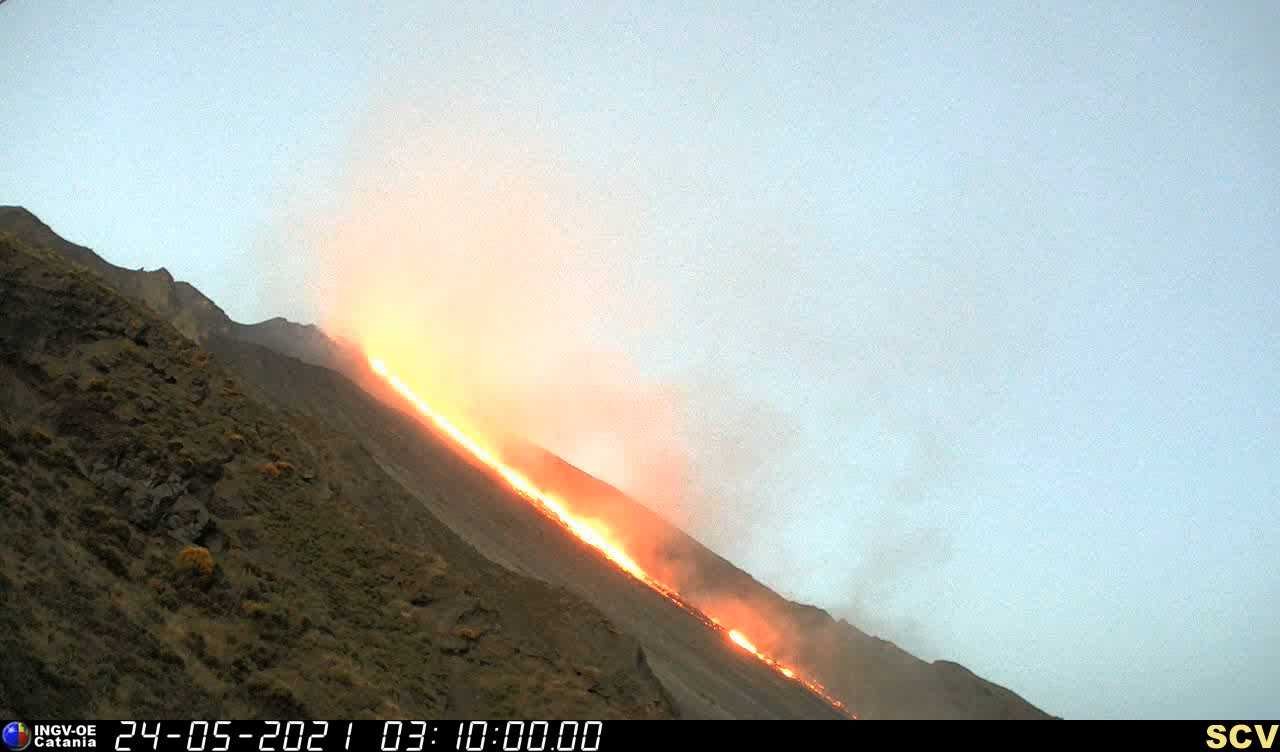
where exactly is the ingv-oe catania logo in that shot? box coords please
[2,723,31,752]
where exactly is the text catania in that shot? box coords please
[32,725,98,748]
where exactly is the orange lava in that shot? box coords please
[369,355,855,718]
[728,629,759,653]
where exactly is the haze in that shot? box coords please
[3,2,1277,718]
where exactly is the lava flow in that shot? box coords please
[369,355,855,718]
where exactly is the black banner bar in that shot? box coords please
[2,719,1278,752]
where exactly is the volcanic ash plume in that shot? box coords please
[292,115,701,529]
[261,112,858,712]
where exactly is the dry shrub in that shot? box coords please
[175,545,215,578]
[224,431,247,453]
[258,460,295,479]
[453,626,484,641]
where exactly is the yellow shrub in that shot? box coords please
[175,545,214,578]
[258,460,295,479]
[453,626,484,641]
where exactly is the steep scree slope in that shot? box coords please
[0,235,675,719]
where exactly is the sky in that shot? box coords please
[3,1,1278,719]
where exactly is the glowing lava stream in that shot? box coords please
[369,356,854,718]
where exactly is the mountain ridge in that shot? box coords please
[0,205,1054,719]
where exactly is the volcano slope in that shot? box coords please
[0,235,677,719]
[0,206,1053,719]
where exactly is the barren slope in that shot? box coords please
[0,235,675,719]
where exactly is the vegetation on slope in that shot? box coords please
[0,236,675,719]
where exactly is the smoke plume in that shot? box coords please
[258,98,1042,660]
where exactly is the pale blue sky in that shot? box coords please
[3,1,1277,718]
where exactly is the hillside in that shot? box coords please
[0,206,1053,719]
[0,234,676,718]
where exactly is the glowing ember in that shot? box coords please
[369,355,855,718]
